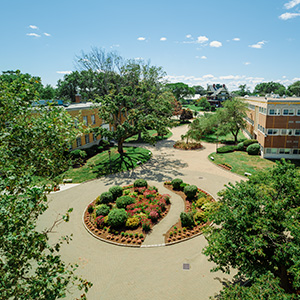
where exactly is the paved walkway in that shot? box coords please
[38,124,244,300]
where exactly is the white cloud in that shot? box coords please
[186,34,192,39]
[110,44,120,48]
[244,62,251,65]
[293,77,300,81]
[279,12,300,20]
[44,32,51,37]
[56,71,72,74]
[233,38,240,41]
[29,25,38,29]
[201,56,207,59]
[282,75,287,78]
[137,37,146,41]
[160,37,167,41]
[219,75,243,80]
[209,41,222,48]
[284,0,300,9]
[249,40,266,49]
[197,36,209,43]
[134,57,144,60]
[203,74,215,79]
[26,33,41,38]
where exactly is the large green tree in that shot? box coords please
[75,48,174,154]
[288,81,300,97]
[203,160,300,297]
[215,98,247,143]
[254,81,286,96]
[165,82,195,102]
[0,71,91,298]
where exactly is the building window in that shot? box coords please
[83,116,88,126]
[91,114,96,125]
[76,137,82,147]
[279,148,291,154]
[248,104,255,110]
[74,118,79,129]
[295,129,300,136]
[283,109,295,116]
[85,134,90,144]
[293,149,299,154]
[259,107,267,114]
[266,148,278,154]
[269,109,281,115]
[297,109,300,116]
[267,129,279,135]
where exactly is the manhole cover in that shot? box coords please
[183,263,190,270]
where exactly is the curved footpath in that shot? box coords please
[38,125,244,300]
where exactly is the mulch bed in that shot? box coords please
[173,141,203,150]
[83,187,171,246]
[163,183,215,244]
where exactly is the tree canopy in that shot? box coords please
[254,81,286,96]
[203,160,300,297]
[288,81,300,97]
[165,82,195,102]
[0,71,91,298]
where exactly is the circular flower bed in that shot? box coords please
[84,179,171,246]
[164,179,215,244]
[173,141,203,150]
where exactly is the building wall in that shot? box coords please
[243,97,300,159]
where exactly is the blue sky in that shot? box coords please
[1,0,300,91]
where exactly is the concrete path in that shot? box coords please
[37,124,244,300]
[143,184,184,246]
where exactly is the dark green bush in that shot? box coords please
[96,204,110,217]
[236,142,245,151]
[180,212,195,228]
[217,145,237,153]
[183,185,198,200]
[247,143,261,155]
[171,178,183,190]
[109,185,123,201]
[133,179,148,188]
[70,149,87,159]
[107,209,128,228]
[243,139,258,147]
[116,196,135,209]
[99,191,113,204]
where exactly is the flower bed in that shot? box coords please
[218,163,232,171]
[84,180,171,246]
[164,179,215,244]
[173,141,203,150]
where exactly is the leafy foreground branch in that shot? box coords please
[203,160,300,299]
[0,177,92,299]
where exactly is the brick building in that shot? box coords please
[243,97,300,159]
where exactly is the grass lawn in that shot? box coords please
[60,146,151,183]
[182,104,206,112]
[125,129,172,143]
[209,151,276,177]
[202,131,247,144]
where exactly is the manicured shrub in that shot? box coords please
[236,142,245,151]
[107,208,128,228]
[96,204,110,217]
[184,185,198,200]
[243,139,258,147]
[70,149,87,159]
[171,178,183,190]
[125,217,140,229]
[149,210,159,222]
[109,185,123,201]
[99,191,113,204]
[133,179,148,188]
[216,145,237,153]
[95,215,105,228]
[141,218,151,232]
[194,211,206,223]
[180,212,195,228]
[196,197,208,208]
[247,143,261,155]
[116,196,135,209]
[87,204,94,214]
[162,194,171,205]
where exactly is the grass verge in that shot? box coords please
[60,147,151,183]
[208,151,276,177]
[202,131,246,144]
[125,129,172,143]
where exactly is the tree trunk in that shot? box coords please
[118,139,124,155]
[278,264,294,293]
[137,131,142,141]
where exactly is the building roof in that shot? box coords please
[241,96,300,104]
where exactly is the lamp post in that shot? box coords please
[108,150,111,174]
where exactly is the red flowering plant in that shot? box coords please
[135,187,147,194]
[95,215,105,228]
[140,216,151,232]
[143,189,157,199]
[149,210,159,222]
